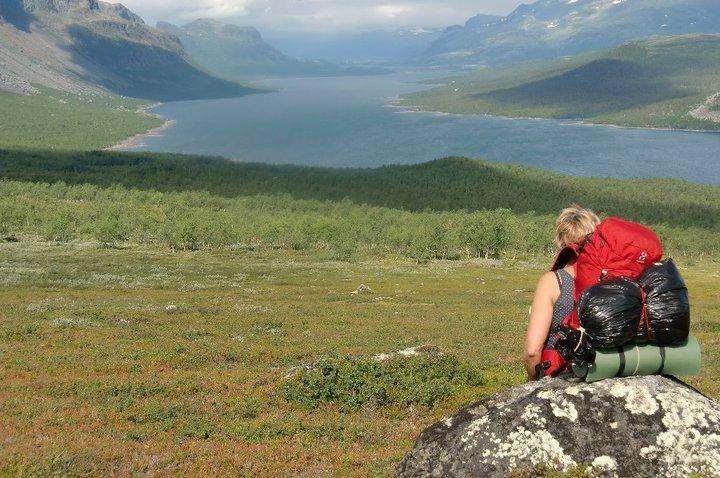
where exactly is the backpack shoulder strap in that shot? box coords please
[551,243,582,271]
[551,247,571,271]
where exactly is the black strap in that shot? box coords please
[555,270,562,288]
[656,346,666,375]
[617,347,626,377]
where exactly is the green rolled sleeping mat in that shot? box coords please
[573,335,701,383]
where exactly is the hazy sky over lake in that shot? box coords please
[112,0,528,30]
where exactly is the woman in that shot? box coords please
[523,206,600,380]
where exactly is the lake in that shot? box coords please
[124,70,720,184]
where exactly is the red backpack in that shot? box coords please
[538,217,663,377]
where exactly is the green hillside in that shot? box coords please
[1,150,718,258]
[404,35,720,131]
[0,88,163,150]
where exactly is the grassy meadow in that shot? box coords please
[0,89,163,150]
[401,35,720,131]
[0,151,719,475]
[1,242,719,476]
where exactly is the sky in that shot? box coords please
[111,0,529,31]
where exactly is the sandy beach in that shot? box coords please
[105,103,176,151]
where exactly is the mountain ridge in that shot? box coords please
[157,18,385,79]
[426,0,720,64]
[0,0,255,100]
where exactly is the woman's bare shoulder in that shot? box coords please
[536,271,559,290]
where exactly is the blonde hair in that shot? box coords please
[554,205,600,249]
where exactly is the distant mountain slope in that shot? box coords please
[403,34,720,131]
[426,0,720,64]
[263,27,444,64]
[157,19,384,78]
[0,0,254,100]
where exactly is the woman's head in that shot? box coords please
[554,205,600,249]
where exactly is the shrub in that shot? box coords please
[1,152,719,258]
[282,354,485,411]
[94,214,130,245]
[42,211,74,242]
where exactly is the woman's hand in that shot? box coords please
[524,271,559,380]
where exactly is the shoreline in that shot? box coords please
[391,98,720,134]
[105,102,175,151]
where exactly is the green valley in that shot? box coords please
[1,150,719,476]
[403,35,720,131]
[3,1,720,475]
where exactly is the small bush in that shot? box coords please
[282,354,484,411]
[94,214,130,245]
[229,421,302,443]
[42,211,74,242]
[225,396,262,420]
[2,323,38,340]
[176,416,213,441]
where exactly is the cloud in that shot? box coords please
[118,0,256,23]
[111,0,527,30]
[374,4,412,18]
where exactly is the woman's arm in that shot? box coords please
[524,271,559,380]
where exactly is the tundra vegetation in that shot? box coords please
[2,151,719,259]
[0,150,719,475]
[0,89,163,150]
[3,1,720,475]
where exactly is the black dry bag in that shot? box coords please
[555,326,596,367]
[637,259,690,345]
[578,277,642,349]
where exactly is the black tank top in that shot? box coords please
[545,269,574,348]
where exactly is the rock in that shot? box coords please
[372,345,441,362]
[396,375,720,478]
[689,93,720,124]
[165,304,178,313]
[284,344,441,378]
[350,284,373,295]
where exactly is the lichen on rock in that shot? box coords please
[396,375,720,477]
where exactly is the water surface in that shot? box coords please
[125,71,720,184]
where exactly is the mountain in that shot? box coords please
[262,28,444,64]
[403,34,720,131]
[157,19,386,78]
[426,0,720,64]
[0,0,254,100]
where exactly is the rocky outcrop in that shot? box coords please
[689,93,720,123]
[397,375,720,477]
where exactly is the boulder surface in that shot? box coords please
[397,375,720,477]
